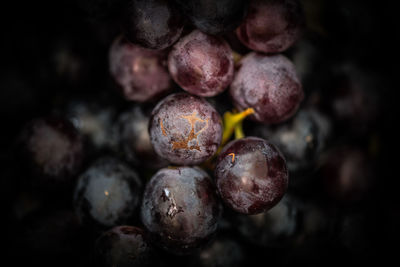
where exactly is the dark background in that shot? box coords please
[1,1,398,266]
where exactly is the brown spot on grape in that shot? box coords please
[171,111,209,151]
[160,119,167,136]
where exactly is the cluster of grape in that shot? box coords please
[3,0,386,266]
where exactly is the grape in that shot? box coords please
[94,226,153,267]
[320,147,373,203]
[195,237,245,267]
[73,157,142,228]
[18,117,84,189]
[66,99,119,152]
[215,137,288,214]
[253,109,331,175]
[109,36,172,102]
[168,30,234,97]
[122,0,184,50]
[233,196,298,247]
[141,167,221,254]
[118,106,168,169]
[149,93,222,165]
[230,52,303,124]
[236,0,304,54]
[174,0,248,35]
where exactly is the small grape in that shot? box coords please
[168,30,234,97]
[73,157,142,228]
[149,93,222,165]
[230,52,303,124]
[141,167,221,254]
[122,0,184,50]
[215,137,288,214]
[174,0,248,35]
[109,36,172,102]
[18,117,84,189]
[94,226,153,267]
[236,0,304,53]
[196,237,245,267]
[118,106,168,169]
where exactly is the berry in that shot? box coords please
[149,93,222,165]
[109,36,172,102]
[122,0,184,50]
[230,52,303,124]
[236,0,304,53]
[19,117,84,189]
[118,106,168,169]
[95,226,153,267]
[215,137,288,214]
[168,30,234,97]
[73,157,142,228]
[141,167,221,254]
[174,0,248,35]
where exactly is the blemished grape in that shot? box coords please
[18,117,84,189]
[233,196,298,247]
[122,0,184,50]
[230,52,304,124]
[174,0,248,35]
[215,137,288,214]
[149,93,222,165]
[168,30,234,97]
[73,157,142,228]
[109,36,172,102]
[118,106,168,169]
[141,167,221,254]
[253,109,331,175]
[236,0,304,54]
[94,226,153,267]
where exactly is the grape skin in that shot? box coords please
[109,36,172,102]
[230,53,303,124]
[122,0,184,50]
[141,167,221,254]
[73,157,142,228]
[149,93,222,165]
[215,137,288,214]
[174,0,248,35]
[236,0,304,53]
[168,30,234,97]
[94,226,152,267]
[19,117,84,187]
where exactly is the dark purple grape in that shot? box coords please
[230,53,303,124]
[66,100,119,152]
[215,137,288,214]
[118,106,168,169]
[149,93,222,165]
[236,0,304,54]
[122,0,184,50]
[320,147,373,203]
[141,167,221,254]
[195,237,245,267]
[19,117,84,188]
[174,0,248,35]
[109,36,172,102]
[233,196,298,247]
[168,30,234,97]
[73,157,142,228]
[253,109,331,174]
[94,226,153,267]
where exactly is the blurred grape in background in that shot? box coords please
[1,0,398,266]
